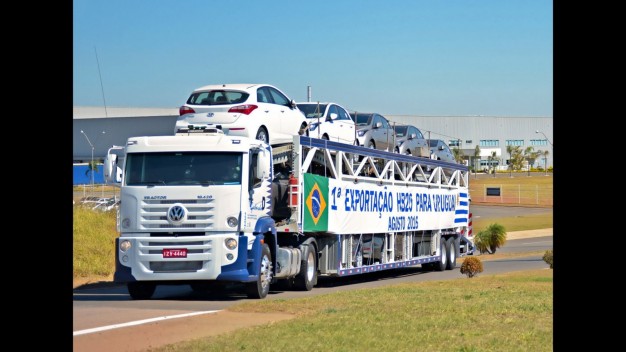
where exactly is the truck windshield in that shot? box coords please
[125,152,243,186]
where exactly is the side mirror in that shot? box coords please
[327,113,337,122]
[104,153,121,183]
[439,145,445,151]
[256,149,271,180]
[409,133,416,140]
[290,99,297,109]
[374,122,382,129]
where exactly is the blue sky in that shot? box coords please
[73,0,552,117]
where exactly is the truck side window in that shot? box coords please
[249,152,261,190]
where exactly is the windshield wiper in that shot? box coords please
[134,180,166,186]
[199,180,216,186]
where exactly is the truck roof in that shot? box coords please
[125,133,265,153]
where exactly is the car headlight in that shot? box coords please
[357,130,367,137]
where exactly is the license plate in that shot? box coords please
[163,248,187,258]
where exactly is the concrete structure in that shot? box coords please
[73,106,553,171]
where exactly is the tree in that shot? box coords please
[542,149,550,171]
[487,151,499,176]
[474,223,507,254]
[452,145,464,164]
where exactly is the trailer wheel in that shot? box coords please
[294,244,317,291]
[127,282,156,300]
[246,243,273,299]
[255,127,269,144]
[446,237,458,270]
[433,238,448,271]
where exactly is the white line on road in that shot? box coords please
[521,241,552,245]
[73,310,221,336]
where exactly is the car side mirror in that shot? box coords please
[409,133,416,140]
[290,99,297,109]
[327,113,337,122]
[375,122,382,129]
[439,145,445,150]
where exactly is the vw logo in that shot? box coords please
[206,112,214,117]
[167,204,187,224]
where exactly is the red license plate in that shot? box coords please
[163,248,187,258]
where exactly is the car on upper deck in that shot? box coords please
[175,83,308,146]
[348,112,395,152]
[296,102,357,145]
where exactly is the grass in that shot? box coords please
[153,269,553,352]
[469,174,553,207]
[73,205,118,279]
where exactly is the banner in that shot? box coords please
[303,173,469,233]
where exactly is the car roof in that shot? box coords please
[192,83,265,92]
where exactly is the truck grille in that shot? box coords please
[140,199,214,229]
[137,237,212,273]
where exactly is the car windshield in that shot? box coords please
[353,114,373,126]
[125,152,243,186]
[186,90,249,106]
[297,104,327,119]
[394,126,408,137]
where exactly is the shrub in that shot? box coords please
[474,223,507,254]
[460,257,484,278]
[542,250,553,269]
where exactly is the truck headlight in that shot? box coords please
[120,240,132,252]
[225,238,237,250]
[227,216,238,228]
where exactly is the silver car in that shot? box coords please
[393,124,429,157]
[428,139,456,163]
[349,112,395,152]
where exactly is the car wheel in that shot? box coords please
[298,123,308,136]
[127,282,156,300]
[246,243,273,299]
[322,134,329,141]
[255,127,269,144]
[446,237,458,270]
[405,150,411,156]
[367,140,376,149]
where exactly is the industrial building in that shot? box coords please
[73,106,553,175]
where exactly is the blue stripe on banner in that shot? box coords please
[455,209,469,215]
[455,218,467,223]
[460,192,468,198]
[459,201,468,206]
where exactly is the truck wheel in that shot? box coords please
[294,244,317,291]
[127,282,156,300]
[246,243,273,299]
[446,237,458,270]
[433,238,448,271]
[255,127,269,144]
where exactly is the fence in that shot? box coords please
[468,183,553,206]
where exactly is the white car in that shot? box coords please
[176,83,308,146]
[296,102,357,145]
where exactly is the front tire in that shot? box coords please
[127,282,156,300]
[246,243,273,299]
[294,244,317,291]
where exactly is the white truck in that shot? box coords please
[104,127,473,299]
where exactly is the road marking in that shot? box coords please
[73,310,221,336]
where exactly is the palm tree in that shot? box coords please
[488,151,498,177]
[506,145,514,177]
[473,145,480,177]
[85,160,99,185]
[542,149,550,173]
[523,146,536,176]
[475,223,507,254]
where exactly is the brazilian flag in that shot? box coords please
[303,173,328,231]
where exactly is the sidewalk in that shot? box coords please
[505,228,553,240]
